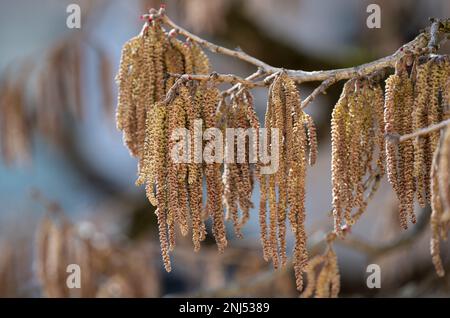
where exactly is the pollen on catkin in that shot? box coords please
[222,91,257,238]
[117,19,225,269]
[331,77,384,234]
[259,73,313,291]
[384,61,416,229]
[411,55,449,208]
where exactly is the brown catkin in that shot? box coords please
[263,82,279,268]
[165,38,185,89]
[155,123,171,271]
[135,26,155,160]
[430,126,450,277]
[259,174,271,261]
[304,114,318,166]
[412,59,431,207]
[430,145,445,277]
[203,85,227,252]
[152,24,167,102]
[176,87,191,236]
[116,36,142,157]
[331,81,352,234]
[191,43,211,74]
[330,77,385,232]
[300,255,325,298]
[268,173,279,268]
[316,248,339,298]
[223,93,256,237]
[384,71,409,229]
[259,89,273,262]
[400,71,416,224]
[271,75,288,265]
[262,73,311,288]
[235,96,254,233]
[187,85,206,250]
[385,74,401,193]
[438,126,450,220]
[372,84,386,175]
[222,102,241,237]
[291,111,308,291]
[118,21,224,268]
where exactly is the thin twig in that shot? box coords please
[300,77,337,109]
[222,68,265,97]
[169,72,266,88]
[387,118,450,144]
[148,8,449,86]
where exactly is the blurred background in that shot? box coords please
[1,0,450,297]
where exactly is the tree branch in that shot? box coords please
[387,118,450,144]
[147,8,449,86]
[300,77,337,109]
[169,72,266,88]
[222,69,265,96]
[145,8,450,115]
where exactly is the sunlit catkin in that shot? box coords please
[222,91,256,238]
[412,58,430,207]
[203,85,227,252]
[430,127,450,277]
[331,81,351,235]
[260,73,311,290]
[331,77,385,233]
[116,36,141,157]
[384,63,416,229]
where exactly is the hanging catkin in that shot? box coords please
[117,19,223,269]
[116,12,450,295]
[384,60,417,229]
[411,55,449,208]
[223,91,257,238]
[203,84,227,252]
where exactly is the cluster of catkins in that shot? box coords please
[117,16,450,293]
[330,54,450,278]
[116,20,318,289]
[384,55,450,229]
[331,78,385,234]
[301,242,339,298]
[331,55,450,232]
[222,90,259,239]
[116,20,226,272]
[116,19,267,272]
[260,72,317,291]
[116,21,209,160]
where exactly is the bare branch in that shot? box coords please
[300,77,337,109]
[387,118,450,144]
[146,8,450,87]
[222,69,265,97]
[169,72,266,88]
